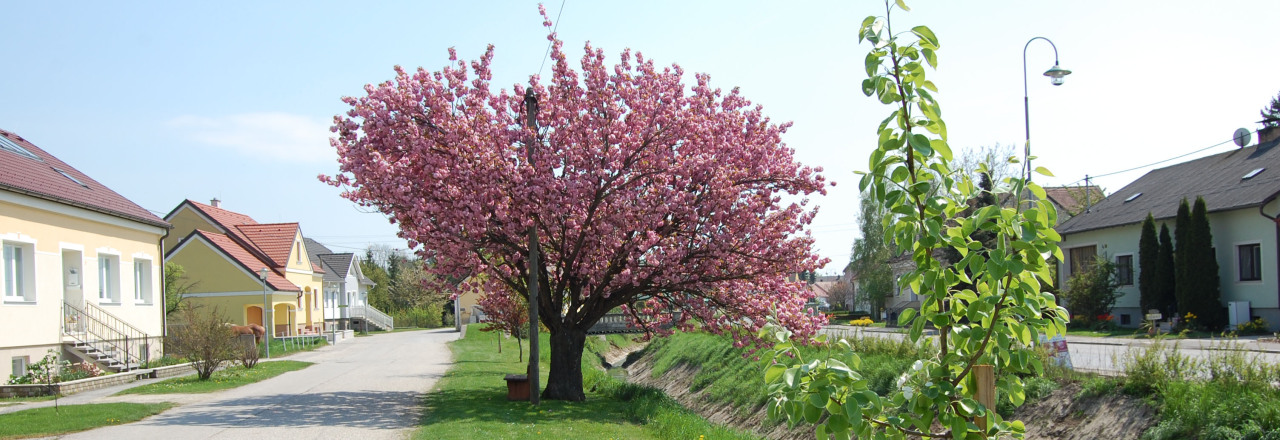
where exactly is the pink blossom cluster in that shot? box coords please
[321,8,830,346]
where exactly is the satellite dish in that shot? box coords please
[1234,128,1252,148]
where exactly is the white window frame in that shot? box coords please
[98,253,121,304]
[133,258,153,304]
[3,240,36,302]
[12,356,29,378]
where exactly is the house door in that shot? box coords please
[61,250,83,308]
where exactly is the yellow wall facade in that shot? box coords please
[0,193,167,379]
[164,205,221,254]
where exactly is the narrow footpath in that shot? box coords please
[14,328,458,440]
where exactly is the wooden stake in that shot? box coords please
[974,364,995,432]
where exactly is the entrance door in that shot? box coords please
[61,250,83,308]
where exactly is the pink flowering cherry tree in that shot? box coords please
[322,8,830,401]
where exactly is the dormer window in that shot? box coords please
[1243,168,1266,180]
[1124,193,1142,203]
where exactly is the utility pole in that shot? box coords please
[523,88,541,406]
[1084,175,1091,213]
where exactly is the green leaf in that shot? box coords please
[911,26,939,48]
[865,52,881,77]
[765,364,786,384]
[922,48,937,69]
[908,134,933,156]
[783,368,798,388]
[898,307,917,327]
[1034,166,1054,177]
[803,401,823,423]
[894,0,911,11]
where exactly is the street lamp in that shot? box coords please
[1023,36,1072,181]
[259,267,271,359]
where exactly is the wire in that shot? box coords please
[1062,128,1257,186]
[537,0,567,78]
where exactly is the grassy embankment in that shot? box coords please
[417,324,757,440]
[644,330,1060,423]
[118,360,312,395]
[650,329,1280,438]
[1081,338,1280,439]
[0,403,173,439]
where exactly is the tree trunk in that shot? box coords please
[541,326,586,401]
[517,335,524,362]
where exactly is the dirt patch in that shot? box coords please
[1013,383,1157,440]
[621,350,1158,440]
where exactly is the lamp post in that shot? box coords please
[259,267,271,359]
[1022,37,1072,182]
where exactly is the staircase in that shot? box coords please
[350,304,394,331]
[62,302,149,372]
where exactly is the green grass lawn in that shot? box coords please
[117,360,311,395]
[0,402,173,439]
[416,325,757,440]
[264,337,328,356]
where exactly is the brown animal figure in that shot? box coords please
[228,324,266,344]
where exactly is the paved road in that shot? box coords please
[820,325,1280,375]
[42,328,457,440]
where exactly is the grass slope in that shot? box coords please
[417,325,756,440]
[0,402,173,439]
[117,360,312,395]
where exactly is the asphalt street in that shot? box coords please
[24,328,458,440]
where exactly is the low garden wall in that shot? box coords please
[0,362,196,398]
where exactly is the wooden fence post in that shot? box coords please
[974,364,996,433]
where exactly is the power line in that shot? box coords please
[537,0,567,78]
[1064,128,1257,186]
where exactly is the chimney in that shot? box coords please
[1261,126,1280,144]
[210,197,221,208]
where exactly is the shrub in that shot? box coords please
[58,361,104,382]
[6,350,64,385]
[237,336,260,369]
[849,317,874,326]
[166,306,238,380]
[388,303,445,328]
[1063,256,1120,329]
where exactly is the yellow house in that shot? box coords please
[163,199,324,336]
[0,129,170,379]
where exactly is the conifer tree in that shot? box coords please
[1186,196,1224,329]
[1262,90,1280,127]
[1138,213,1158,313]
[1154,224,1177,315]
[1173,198,1192,314]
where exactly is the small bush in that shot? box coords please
[389,303,445,328]
[849,317,874,326]
[166,306,238,380]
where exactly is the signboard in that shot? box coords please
[1038,330,1073,369]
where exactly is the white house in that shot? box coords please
[1056,127,1280,329]
[303,239,388,332]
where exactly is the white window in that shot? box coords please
[11,356,29,377]
[3,241,35,302]
[98,254,120,303]
[133,259,153,304]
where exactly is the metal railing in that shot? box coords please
[350,304,394,330]
[587,312,678,335]
[62,302,149,371]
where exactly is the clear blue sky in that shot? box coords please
[3,1,1278,270]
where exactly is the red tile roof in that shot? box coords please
[235,223,300,267]
[185,199,258,230]
[0,129,169,229]
[189,230,299,292]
